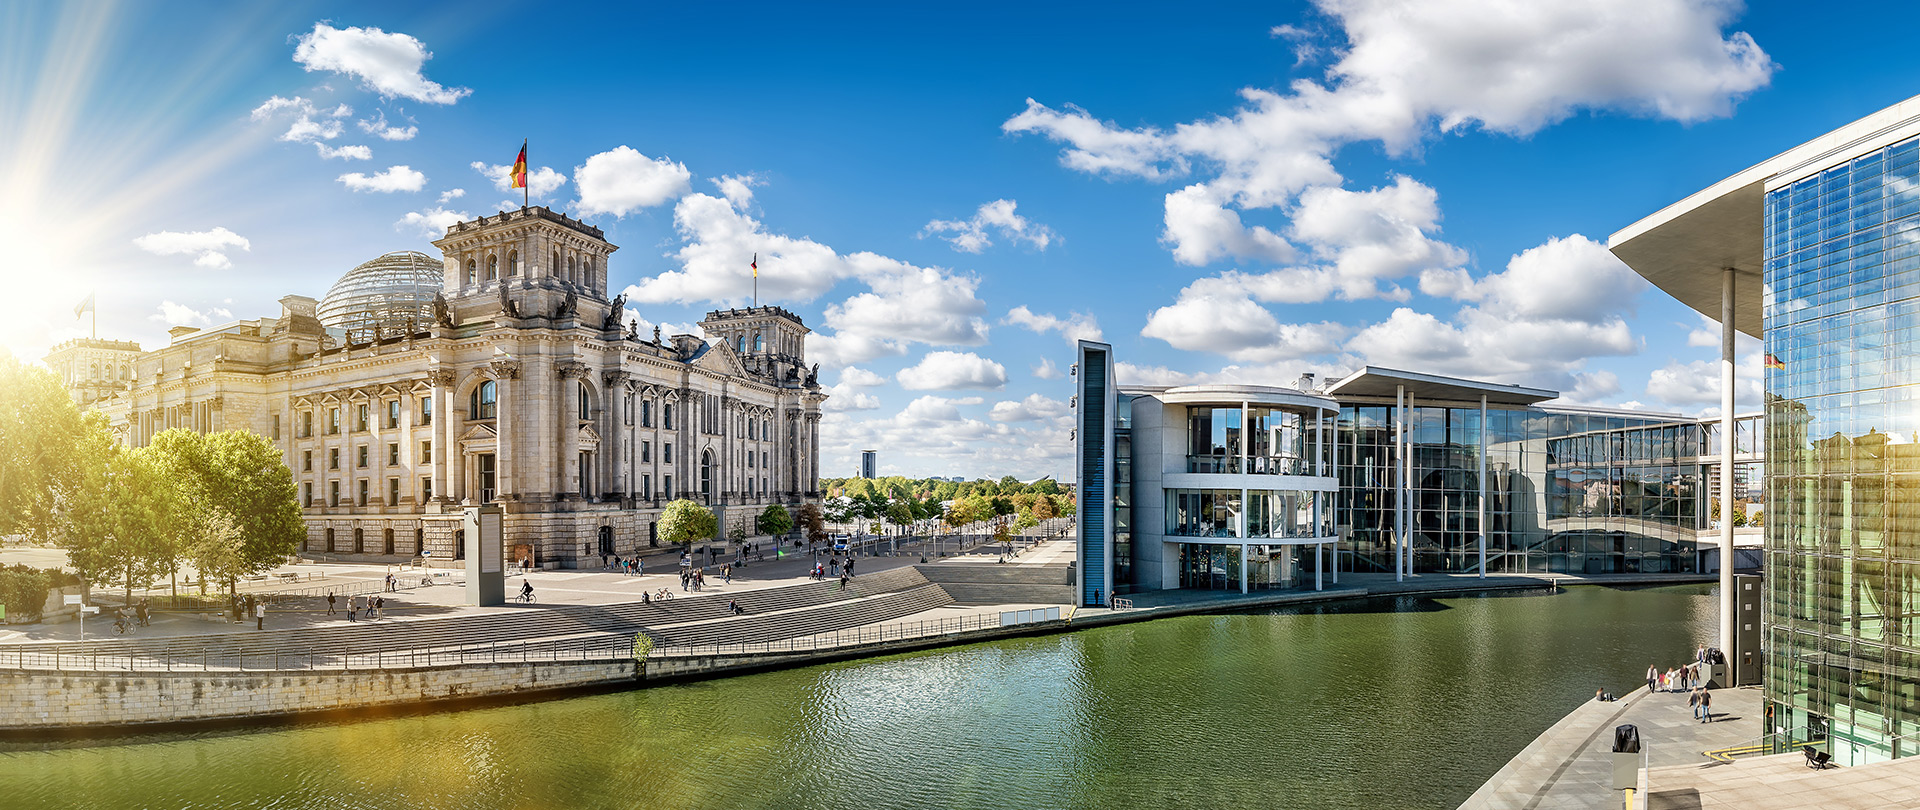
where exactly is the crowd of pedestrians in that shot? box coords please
[1637,646,1721,723]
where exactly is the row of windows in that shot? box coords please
[302,442,434,471]
[296,398,432,438]
[461,250,599,286]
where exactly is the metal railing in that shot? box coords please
[0,607,1072,673]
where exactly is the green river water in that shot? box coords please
[1,584,1715,810]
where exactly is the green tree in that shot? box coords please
[932,480,959,501]
[1052,494,1075,517]
[658,499,718,548]
[998,474,1023,493]
[758,503,793,537]
[1032,494,1058,521]
[886,500,912,530]
[55,440,181,605]
[1031,478,1061,495]
[989,495,1015,517]
[0,352,102,541]
[729,521,747,542]
[796,502,828,546]
[146,429,303,593]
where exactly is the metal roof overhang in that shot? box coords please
[1608,93,1920,340]
[1323,366,1557,406]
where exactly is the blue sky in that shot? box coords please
[5,0,1918,480]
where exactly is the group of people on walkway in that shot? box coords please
[603,554,645,576]
[325,592,387,622]
[1646,646,1719,723]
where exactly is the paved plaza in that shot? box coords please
[1459,684,1761,810]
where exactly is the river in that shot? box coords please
[2,584,1715,810]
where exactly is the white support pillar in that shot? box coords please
[1479,394,1488,579]
[1405,393,1417,578]
[1315,542,1324,591]
[1719,268,1737,661]
[1395,384,1406,582]
[1239,486,1250,595]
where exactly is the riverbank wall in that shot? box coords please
[0,572,1712,733]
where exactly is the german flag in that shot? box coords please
[510,142,528,190]
[751,253,758,278]
[1765,353,1785,370]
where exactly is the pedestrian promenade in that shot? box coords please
[1457,685,1761,810]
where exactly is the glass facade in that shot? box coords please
[1337,404,1705,575]
[1763,134,1920,764]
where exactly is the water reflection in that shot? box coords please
[2,585,1713,810]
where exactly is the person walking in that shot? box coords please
[136,599,150,627]
[347,595,358,622]
[1688,688,1702,720]
[327,592,337,615]
[385,572,395,593]
[255,600,266,630]
[1700,688,1713,723]
[1647,664,1658,693]
[374,595,385,619]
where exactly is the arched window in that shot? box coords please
[353,528,365,554]
[584,258,596,287]
[754,333,764,352]
[507,250,520,276]
[700,449,713,502]
[736,336,745,353]
[578,382,590,421]
[466,259,477,285]
[568,256,578,284]
[470,380,497,419]
[325,528,336,552]
[486,255,498,281]
[551,251,558,278]
[383,528,395,555]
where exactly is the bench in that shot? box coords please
[1804,746,1833,769]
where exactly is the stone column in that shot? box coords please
[558,362,590,500]
[489,359,520,500]
[604,371,631,501]
[429,367,454,504]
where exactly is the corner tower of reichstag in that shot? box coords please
[47,206,827,567]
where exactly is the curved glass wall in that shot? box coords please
[1167,488,1331,539]
[1185,405,1327,474]
[1177,543,1300,590]
[317,251,444,342]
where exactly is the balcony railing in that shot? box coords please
[1185,455,1316,475]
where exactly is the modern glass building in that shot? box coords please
[1073,348,1718,602]
[1611,95,1920,764]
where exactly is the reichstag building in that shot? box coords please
[46,206,827,566]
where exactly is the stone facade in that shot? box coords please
[57,207,826,566]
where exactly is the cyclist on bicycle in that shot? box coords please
[520,580,534,602]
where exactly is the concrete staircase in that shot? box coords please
[913,563,1073,605]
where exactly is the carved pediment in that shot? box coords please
[694,340,749,377]
[458,422,499,442]
[577,423,601,448]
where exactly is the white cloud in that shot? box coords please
[1285,176,1466,299]
[1560,370,1624,406]
[292,23,471,104]
[1115,361,1205,386]
[823,383,882,412]
[250,95,350,144]
[1683,314,1760,352]
[357,111,418,141]
[315,143,371,160]
[337,165,427,193]
[838,367,887,388]
[921,199,1058,253]
[395,206,469,238]
[1005,306,1103,345]
[633,188,992,366]
[472,160,567,199]
[1446,234,1644,323]
[150,301,232,326]
[438,188,466,203]
[573,146,692,217]
[1032,357,1064,380]
[1006,1,1773,272]
[132,227,250,269]
[897,351,1008,391]
[806,332,910,369]
[1645,355,1761,410]
[1141,275,1349,362]
[990,393,1069,422]
[714,174,761,209]
[820,394,1070,480]
[1345,305,1636,386]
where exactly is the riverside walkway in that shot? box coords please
[1457,685,1761,810]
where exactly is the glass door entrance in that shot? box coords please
[1178,543,1242,590]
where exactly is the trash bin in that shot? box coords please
[1612,724,1641,790]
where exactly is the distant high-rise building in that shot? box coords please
[860,450,877,479]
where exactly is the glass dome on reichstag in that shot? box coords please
[317,251,443,340]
